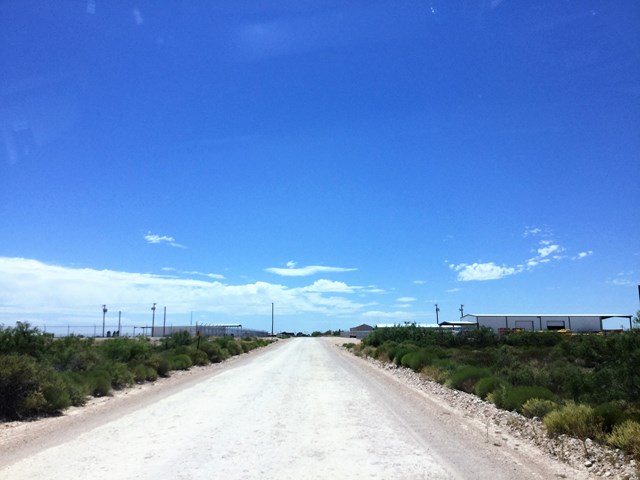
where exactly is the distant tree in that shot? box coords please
[634,310,640,328]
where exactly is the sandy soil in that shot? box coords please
[0,337,593,479]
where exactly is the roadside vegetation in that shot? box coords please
[0,322,272,421]
[346,321,640,463]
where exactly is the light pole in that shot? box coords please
[271,302,274,336]
[151,303,156,337]
[117,311,121,336]
[459,304,464,319]
[435,303,440,325]
[162,306,167,337]
[102,304,108,337]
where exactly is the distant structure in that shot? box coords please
[150,324,270,337]
[440,314,633,334]
[344,324,374,339]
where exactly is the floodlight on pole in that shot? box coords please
[102,304,108,337]
[435,304,440,325]
[151,303,156,337]
[459,304,464,319]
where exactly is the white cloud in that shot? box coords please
[413,280,427,285]
[446,287,461,293]
[573,251,593,260]
[300,279,355,293]
[286,260,297,268]
[396,297,416,302]
[0,257,366,325]
[537,244,561,258]
[362,310,420,320]
[450,262,519,281]
[265,264,357,277]
[144,233,186,249]
[523,226,543,237]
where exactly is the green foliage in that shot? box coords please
[0,322,53,359]
[0,354,71,419]
[160,330,192,349]
[475,376,507,399]
[146,354,170,377]
[607,420,640,459]
[521,398,558,418]
[59,371,90,406]
[105,362,135,389]
[189,349,210,366]
[544,402,601,440]
[84,369,112,397]
[490,385,554,412]
[170,354,193,370]
[447,366,492,393]
[133,364,148,383]
[101,337,152,364]
[506,331,564,348]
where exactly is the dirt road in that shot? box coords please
[0,338,584,479]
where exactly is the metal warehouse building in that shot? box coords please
[446,314,633,333]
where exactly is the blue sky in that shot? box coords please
[1,1,638,334]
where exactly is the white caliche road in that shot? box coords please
[1,338,580,479]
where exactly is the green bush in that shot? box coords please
[145,366,158,382]
[146,354,171,377]
[133,364,148,383]
[225,340,243,356]
[106,362,135,389]
[521,398,558,418]
[84,369,112,397]
[491,385,554,412]
[60,371,90,406]
[160,330,192,349]
[170,354,192,370]
[606,420,640,459]
[189,349,209,366]
[101,337,152,364]
[475,376,507,399]
[544,402,601,440]
[447,366,492,393]
[593,402,627,433]
[393,345,417,366]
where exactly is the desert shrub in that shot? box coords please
[199,342,227,363]
[521,398,558,418]
[607,420,640,459]
[0,323,54,359]
[0,354,69,418]
[189,349,209,366]
[393,345,417,366]
[545,364,587,399]
[106,362,134,389]
[500,363,537,386]
[544,402,601,440]
[170,354,192,370]
[84,369,112,397]
[593,402,628,433]
[475,376,508,399]
[343,343,356,350]
[145,354,171,377]
[45,335,101,371]
[59,371,90,406]
[101,337,151,364]
[492,385,554,412]
[506,331,564,348]
[447,366,492,393]
[145,366,158,381]
[225,340,243,356]
[160,330,192,349]
[0,354,42,419]
[133,364,148,383]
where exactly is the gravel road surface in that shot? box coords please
[0,338,581,479]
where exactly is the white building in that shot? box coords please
[445,314,633,333]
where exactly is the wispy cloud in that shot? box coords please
[446,287,461,293]
[607,271,637,287]
[265,263,357,277]
[396,297,416,302]
[413,280,427,285]
[573,251,593,260]
[144,233,186,249]
[449,262,519,281]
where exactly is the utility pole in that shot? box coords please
[435,303,440,325]
[151,303,156,337]
[271,303,274,337]
[163,306,167,337]
[118,311,121,335]
[102,304,108,337]
[459,304,464,319]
